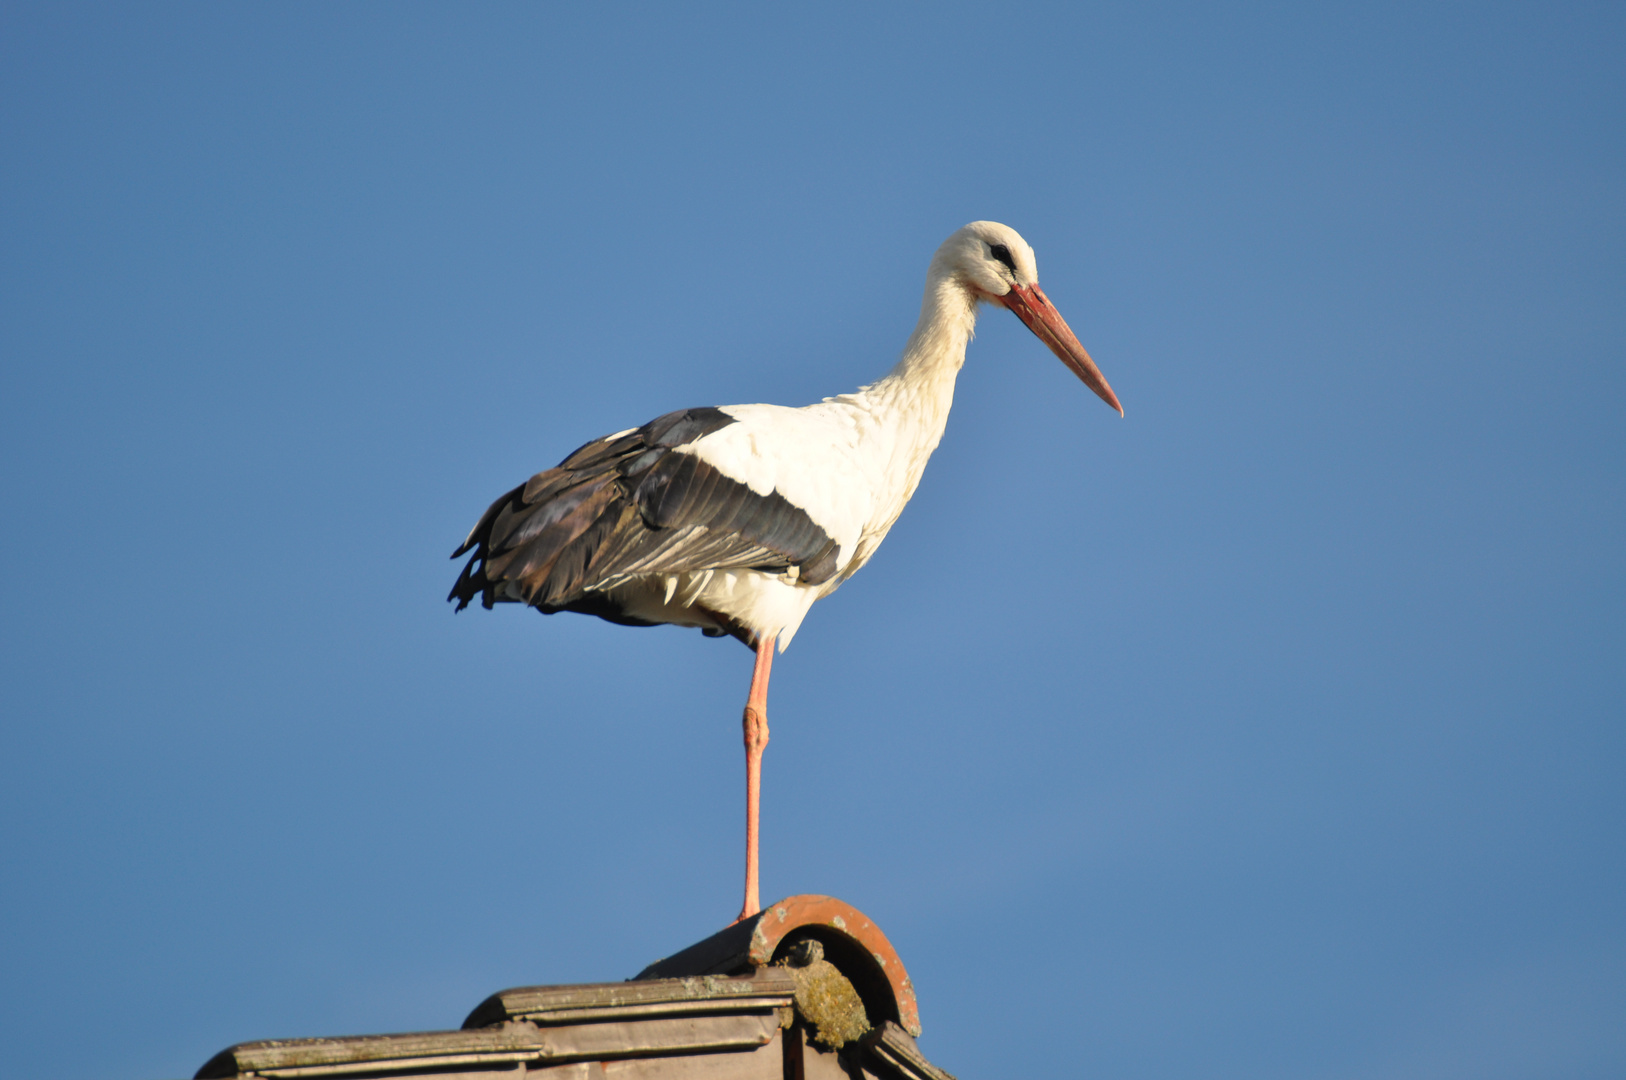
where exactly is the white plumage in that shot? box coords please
[451,220,1123,920]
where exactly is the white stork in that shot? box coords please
[450,221,1122,921]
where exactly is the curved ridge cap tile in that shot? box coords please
[747,894,921,1038]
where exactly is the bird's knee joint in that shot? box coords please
[742,705,769,751]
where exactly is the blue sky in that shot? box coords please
[2,4,1622,1078]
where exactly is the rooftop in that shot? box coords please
[196,895,956,1080]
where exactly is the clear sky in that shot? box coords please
[2,4,1622,1078]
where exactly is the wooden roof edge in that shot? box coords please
[462,968,796,1028]
[196,1018,959,1080]
[196,1012,782,1079]
[195,1027,533,1080]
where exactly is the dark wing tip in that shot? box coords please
[448,552,486,611]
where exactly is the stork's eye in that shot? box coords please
[989,244,1017,272]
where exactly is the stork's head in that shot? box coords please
[933,221,1123,416]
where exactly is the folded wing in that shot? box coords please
[449,407,841,618]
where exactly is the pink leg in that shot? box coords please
[737,632,776,923]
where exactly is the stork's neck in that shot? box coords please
[803,268,982,571]
[817,269,980,522]
[866,271,979,412]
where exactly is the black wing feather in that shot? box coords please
[448,407,840,620]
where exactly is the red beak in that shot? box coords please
[999,283,1123,416]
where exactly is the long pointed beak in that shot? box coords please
[999,282,1123,416]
